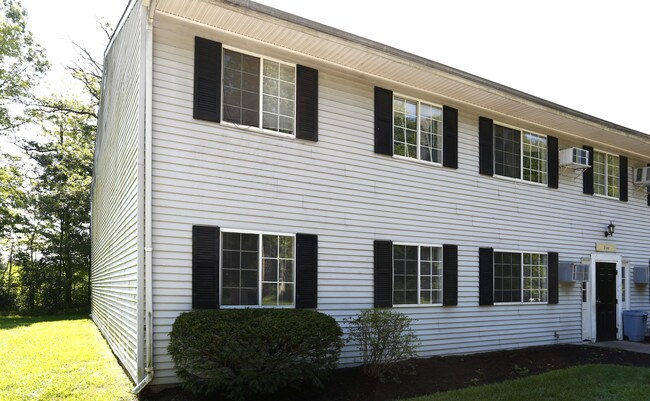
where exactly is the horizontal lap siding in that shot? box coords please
[150,16,650,385]
[91,6,141,382]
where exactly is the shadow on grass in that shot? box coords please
[0,314,89,330]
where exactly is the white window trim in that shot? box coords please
[219,228,296,308]
[493,121,548,186]
[493,249,549,305]
[592,149,620,200]
[221,45,297,138]
[392,93,444,166]
[392,242,444,307]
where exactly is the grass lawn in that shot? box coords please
[407,364,650,401]
[0,315,136,401]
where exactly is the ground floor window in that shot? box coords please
[393,244,443,305]
[221,231,295,306]
[494,251,548,303]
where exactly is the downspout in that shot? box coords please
[132,0,156,394]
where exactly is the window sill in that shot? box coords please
[220,121,297,141]
[393,303,443,308]
[593,193,621,201]
[492,174,548,188]
[493,302,549,306]
[219,304,295,309]
[392,154,443,168]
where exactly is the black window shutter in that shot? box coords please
[547,136,559,189]
[296,65,318,141]
[442,244,458,306]
[478,247,494,306]
[547,252,559,304]
[374,240,393,307]
[192,225,220,309]
[296,233,318,308]
[619,156,628,202]
[583,146,594,195]
[647,164,650,207]
[193,37,222,123]
[478,117,494,176]
[374,87,393,156]
[443,106,458,169]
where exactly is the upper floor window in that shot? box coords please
[393,96,443,163]
[221,231,295,307]
[223,49,296,135]
[494,124,547,184]
[494,251,548,303]
[393,244,443,305]
[593,150,619,198]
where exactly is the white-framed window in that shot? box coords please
[494,251,548,303]
[494,123,547,184]
[222,48,296,135]
[592,150,619,198]
[220,230,295,307]
[393,243,443,305]
[393,96,443,163]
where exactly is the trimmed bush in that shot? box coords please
[344,308,419,381]
[168,309,343,400]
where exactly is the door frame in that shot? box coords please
[585,253,622,342]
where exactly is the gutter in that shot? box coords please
[218,0,648,140]
[132,0,156,394]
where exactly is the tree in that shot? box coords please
[0,6,105,313]
[0,0,48,131]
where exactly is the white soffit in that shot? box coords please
[154,0,650,160]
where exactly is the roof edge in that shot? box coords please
[214,0,647,140]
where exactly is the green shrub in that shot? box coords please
[344,308,419,381]
[168,309,343,400]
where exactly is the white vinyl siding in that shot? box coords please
[148,14,650,385]
[91,4,142,383]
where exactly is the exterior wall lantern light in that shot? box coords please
[604,221,616,237]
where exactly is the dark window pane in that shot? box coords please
[240,289,258,305]
[494,125,521,179]
[222,269,239,287]
[394,276,405,291]
[222,251,240,269]
[223,50,260,126]
[494,252,522,303]
[405,246,418,260]
[240,251,257,269]
[241,269,258,288]
[262,283,278,305]
[222,233,240,250]
[393,291,405,305]
[263,235,278,258]
[240,234,258,251]
[263,259,278,281]
[221,232,259,306]
[405,291,418,304]
[241,109,259,127]
[221,288,240,305]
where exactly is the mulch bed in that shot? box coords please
[143,343,650,401]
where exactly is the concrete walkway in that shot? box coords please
[589,340,650,354]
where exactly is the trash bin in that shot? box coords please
[622,310,648,342]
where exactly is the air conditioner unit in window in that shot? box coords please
[559,147,590,169]
[559,262,589,282]
[633,167,650,186]
[634,265,649,284]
